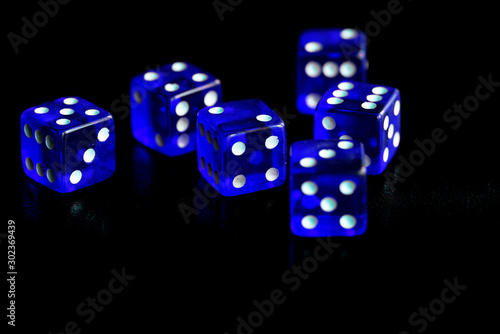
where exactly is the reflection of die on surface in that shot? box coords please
[296,28,368,115]
[130,61,222,156]
[290,139,367,237]
[197,99,287,197]
[20,97,116,193]
[314,81,401,175]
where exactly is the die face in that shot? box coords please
[20,97,116,193]
[289,140,367,237]
[298,28,367,55]
[296,28,368,115]
[130,61,222,156]
[60,117,115,192]
[21,114,60,190]
[314,81,401,174]
[197,99,287,196]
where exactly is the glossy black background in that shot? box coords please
[4,0,500,333]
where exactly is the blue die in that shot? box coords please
[20,97,116,193]
[290,139,367,237]
[197,99,287,196]
[130,61,222,156]
[314,81,401,175]
[296,28,368,115]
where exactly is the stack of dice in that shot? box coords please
[19,28,400,238]
[292,28,401,237]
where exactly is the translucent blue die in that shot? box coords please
[197,99,287,196]
[290,139,367,237]
[296,28,368,115]
[20,97,116,193]
[130,61,222,156]
[314,81,401,175]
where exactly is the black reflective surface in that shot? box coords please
[5,0,500,333]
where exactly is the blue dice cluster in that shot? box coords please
[19,28,400,237]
